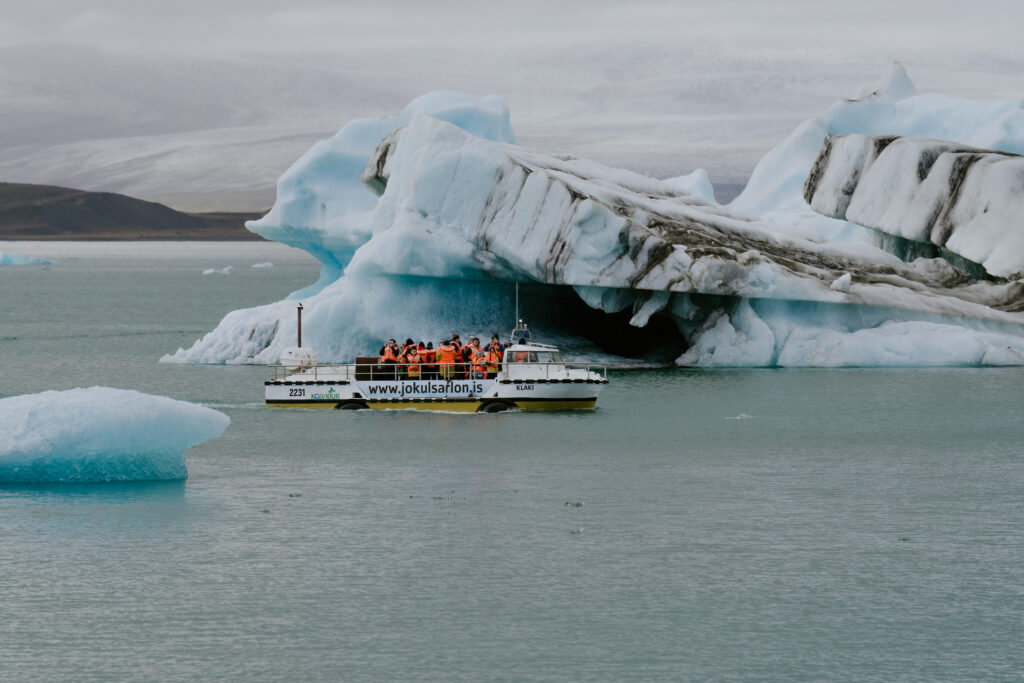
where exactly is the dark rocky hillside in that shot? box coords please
[0,182,265,240]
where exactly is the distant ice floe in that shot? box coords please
[251,262,274,268]
[163,67,1024,367]
[203,266,234,275]
[0,387,229,483]
[0,251,55,265]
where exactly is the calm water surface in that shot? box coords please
[1,242,1021,681]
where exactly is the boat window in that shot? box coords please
[504,349,561,363]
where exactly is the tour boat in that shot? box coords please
[265,320,607,412]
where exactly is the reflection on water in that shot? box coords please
[0,480,187,501]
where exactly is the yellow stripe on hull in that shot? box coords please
[367,401,480,412]
[512,399,597,411]
[267,398,597,412]
[265,401,339,409]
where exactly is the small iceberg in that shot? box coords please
[0,387,229,483]
[251,262,274,269]
[0,251,55,265]
[202,266,234,275]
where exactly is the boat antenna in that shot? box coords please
[297,302,303,347]
[515,281,519,329]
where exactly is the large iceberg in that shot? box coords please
[247,91,515,297]
[0,387,229,483]
[730,62,1024,241]
[163,66,1024,367]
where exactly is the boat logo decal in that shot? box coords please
[359,380,492,399]
[311,387,340,400]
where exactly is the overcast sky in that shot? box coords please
[3,0,1022,61]
[1,0,1021,208]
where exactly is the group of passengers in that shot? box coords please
[378,333,508,380]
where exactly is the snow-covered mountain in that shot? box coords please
[7,45,1021,213]
[163,67,1024,367]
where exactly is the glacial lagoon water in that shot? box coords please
[1,241,1022,681]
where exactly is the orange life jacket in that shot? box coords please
[485,347,501,372]
[437,345,456,365]
[513,350,528,362]
[404,352,421,377]
[380,345,400,363]
[471,346,486,373]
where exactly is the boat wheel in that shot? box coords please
[335,401,367,410]
[480,400,514,413]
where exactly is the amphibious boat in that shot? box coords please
[265,320,607,412]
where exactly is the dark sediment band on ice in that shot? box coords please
[364,117,1024,322]
[804,134,1024,280]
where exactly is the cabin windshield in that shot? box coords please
[506,349,562,364]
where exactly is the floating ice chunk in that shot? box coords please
[0,251,55,265]
[0,387,229,483]
[251,262,274,268]
[203,266,233,275]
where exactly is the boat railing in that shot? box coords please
[270,361,608,381]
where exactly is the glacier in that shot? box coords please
[162,66,1024,368]
[0,387,229,483]
[0,251,55,265]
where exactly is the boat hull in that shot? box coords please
[265,375,604,412]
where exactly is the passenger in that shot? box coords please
[422,342,437,380]
[379,338,401,378]
[451,333,462,353]
[485,339,502,378]
[484,334,504,375]
[404,346,422,379]
[460,342,475,378]
[513,337,529,363]
[469,338,487,379]
[485,334,504,356]
[437,338,457,380]
[395,338,415,378]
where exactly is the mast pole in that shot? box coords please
[515,282,519,326]
[297,303,303,347]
